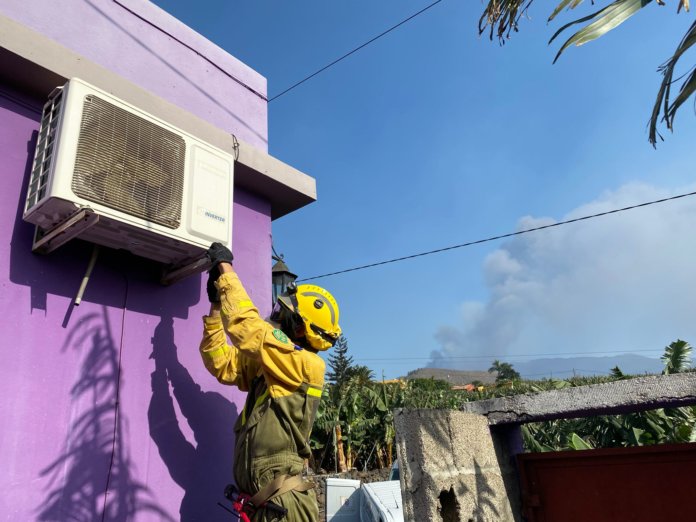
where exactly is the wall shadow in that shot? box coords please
[148,316,238,521]
[4,95,114,313]
[37,307,173,521]
[490,424,524,519]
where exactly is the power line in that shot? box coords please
[353,348,664,362]
[269,0,444,102]
[521,368,614,378]
[111,0,267,101]
[299,190,696,282]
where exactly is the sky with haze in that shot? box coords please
[152,0,696,379]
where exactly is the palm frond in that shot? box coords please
[480,0,536,41]
[649,20,696,145]
[550,0,654,63]
[549,0,588,22]
[661,339,693,374]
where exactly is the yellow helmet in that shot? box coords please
[277,284,341,351]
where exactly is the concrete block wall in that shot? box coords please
[394,409,519,522]
[394,373,696,521]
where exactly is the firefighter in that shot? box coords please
[200,242,341,521]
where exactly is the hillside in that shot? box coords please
[404,367,496,385]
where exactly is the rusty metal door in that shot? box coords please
[517,442,696,522]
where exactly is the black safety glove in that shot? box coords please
[207,242,234,267]
[206,265,221,303]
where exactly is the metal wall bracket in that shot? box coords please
[161,255,212,286]
[32,208,99,254]
[32,208,210,285]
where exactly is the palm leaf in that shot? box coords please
[570,432,594,449]
[631,427,645,445]
[480,0,535,41]
[661,339,693,374]
[549,3,619,47]
[549,0,588,22]
[649,20,696,145]
[551,0,654,63]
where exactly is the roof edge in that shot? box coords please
[0,13,315,220]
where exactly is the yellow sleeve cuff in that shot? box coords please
[203,314,222,326]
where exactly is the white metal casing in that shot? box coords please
[23,78,234,265]
[325,478,404,522]
[326,478,361,522]
[360,481,404,522]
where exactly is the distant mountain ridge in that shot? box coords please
[415,354,695,384]
[512,354,667,379]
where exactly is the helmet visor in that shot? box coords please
[310,323,339,347]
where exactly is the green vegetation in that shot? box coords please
[489,359,521,382]
[310,338,696,472]
[524,339,696,451]
[326,335,353,387]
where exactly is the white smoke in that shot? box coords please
[430,182,696,369]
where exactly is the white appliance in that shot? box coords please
[23,78,234,267]
[360,481,404,522]
[325,478,404,522]
[326,478,361,522]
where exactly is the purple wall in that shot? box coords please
[0,2,273,519]
[1,0,268,151]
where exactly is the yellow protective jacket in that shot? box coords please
[199,271,324,521]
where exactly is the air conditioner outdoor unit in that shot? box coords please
[23,78,234,276]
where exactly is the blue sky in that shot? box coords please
[153,0,696,379]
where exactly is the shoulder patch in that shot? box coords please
[272,329,290,344]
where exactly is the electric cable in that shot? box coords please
[353,347,665,362]
[298,190,696,282]
[110,0,267,101]
[269,0,444,102]
[520,368,613,378]
[102,270,129,522]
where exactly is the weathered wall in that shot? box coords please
[461,373,696,424]
[395,375,696,522]
[394,409,520,522]
[0,1,272,520]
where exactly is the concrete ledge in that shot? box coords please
[394,409,519,521]
[461,373,696,425]
[0,13,315,219]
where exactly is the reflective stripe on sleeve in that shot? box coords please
[204,347,227,359]
[307,386,323,398]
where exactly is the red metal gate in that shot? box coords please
[517,442,696,522]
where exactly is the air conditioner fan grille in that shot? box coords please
[72,95,185,229]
